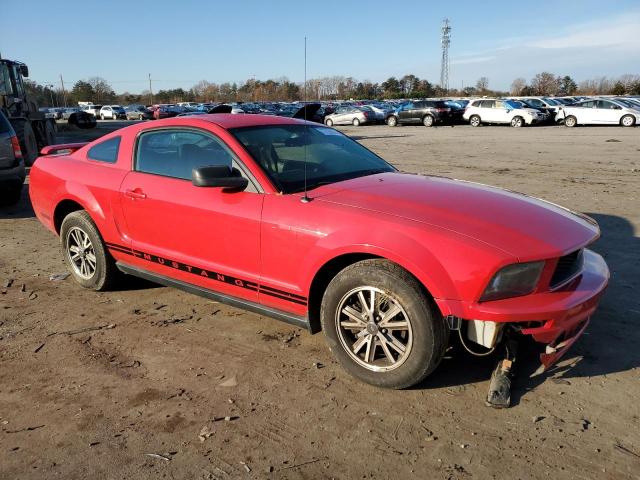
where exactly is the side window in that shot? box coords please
[580,101,594,108]
[136,129,235,180]
[597,100,618,109]
[495,100,505,109]
[87,136,121,163]
[481,100,495,108]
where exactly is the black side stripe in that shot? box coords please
[105,242,307,306]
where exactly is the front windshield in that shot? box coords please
[230,124,396,194]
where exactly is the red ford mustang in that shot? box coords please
[29,114,609,391]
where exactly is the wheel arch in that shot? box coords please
[53,199,86,233]
[306,249,447,334]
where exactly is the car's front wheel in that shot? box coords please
[510,116,524,128]
[386,116,398,127]
[325,118,333,127]
[60,211,118,291]
[321,259,447,389]
[139,114,144,121]
[352,118,361,126]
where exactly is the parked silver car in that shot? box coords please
[324,106,374,126]
[0,111,26,206]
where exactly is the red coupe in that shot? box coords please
[29,115,609,393]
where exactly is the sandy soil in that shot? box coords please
[1,122,639,479]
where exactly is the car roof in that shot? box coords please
[149,113,310,129]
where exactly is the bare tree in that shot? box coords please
[530,72,559,96]
[475,77,489,93]
[510,77,527,95]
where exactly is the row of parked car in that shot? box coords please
[42,95,640,129]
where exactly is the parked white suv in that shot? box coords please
[463,99,542,127]
[559,98,640,127]
[99,105,126,120]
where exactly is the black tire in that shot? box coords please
[12,119,39,166]
[60,211,118,291]
[564,115,577,128]
[320,259,447,389]
[138,114,144,121]
[325,118,334,127]
[621,115,635,127]
[510,116,524,128]
[352,118,361,126]
[44,120,56,145]
[100,114,105,120]
[422,115,434,127]
[469,115,481,127]
[0,182,23,206]
[386,115,398,127]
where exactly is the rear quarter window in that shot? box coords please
[87,136,121,163]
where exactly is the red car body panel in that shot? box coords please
[29,114,609,370]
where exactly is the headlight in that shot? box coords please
[480,261,544,302]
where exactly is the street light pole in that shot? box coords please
[47,84,56,107]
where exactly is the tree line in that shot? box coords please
[26,71,640,108]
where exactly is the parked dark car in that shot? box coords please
[386,100,454,127]
[125,105,153,120]
[0,110,26,206]
[63,108,98,129]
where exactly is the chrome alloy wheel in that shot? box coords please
[66,226,97,279]
[335,286,413,372]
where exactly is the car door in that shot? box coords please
[479,100,496,122]
[397,103,413,123]
[118,127,264,301]
[493,100,511,123]
[596,100,623,124]
[575,101,596,124]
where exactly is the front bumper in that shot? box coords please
[438,249,609,367]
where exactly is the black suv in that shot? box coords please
[0,111,26,206]
[386,100,453,127]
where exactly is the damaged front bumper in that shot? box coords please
[438,248,609,371]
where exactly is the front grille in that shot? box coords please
[550,249,584,289]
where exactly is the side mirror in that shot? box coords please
[20,64,29,77]
[192,165,248,190]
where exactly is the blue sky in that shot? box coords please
[2,0,639,93]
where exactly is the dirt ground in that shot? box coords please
[1,121,639,479]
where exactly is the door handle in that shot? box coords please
[125,189,147,200]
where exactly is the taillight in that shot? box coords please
[10,136,22,159]
[435,107,451,113]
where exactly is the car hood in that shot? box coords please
[314,172,599,260]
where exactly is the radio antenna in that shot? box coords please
[301,36,311,203]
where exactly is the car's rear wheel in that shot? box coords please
[60,211,118,291]
[100,114,105,120]
[422,115,434,127]
[320,259,447,389]
[510,116,524,128]
[621,115,635,127]
[138,114,144,121]
[352,118,361,126]
[469,115,481,127]
[564,115,577,127]
[325,118,333,127]
[387,116,398,127]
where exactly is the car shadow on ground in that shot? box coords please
[418,212,640,405]
[0,186,35,220]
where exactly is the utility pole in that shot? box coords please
[59,74,67,107]
[148,73,153,105]
[440,18,451,94]
[47,84,56,107]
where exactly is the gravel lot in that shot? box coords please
[1,121,639,479]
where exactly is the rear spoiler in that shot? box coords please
[40,143,88,156]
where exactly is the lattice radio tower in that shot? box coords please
[440,18,451,92]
